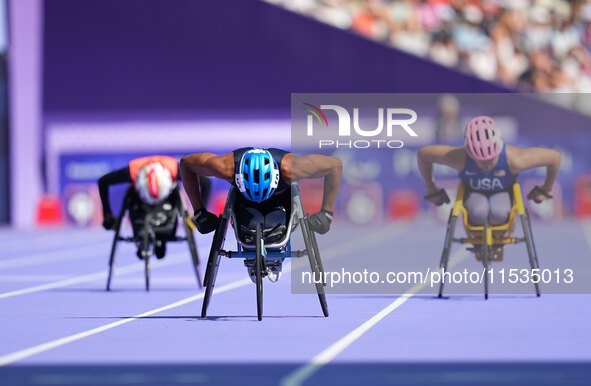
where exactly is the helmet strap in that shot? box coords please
[235,174,246,193]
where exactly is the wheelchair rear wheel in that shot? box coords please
[301,217,329,317]
[438,212,458,298]
[521,209,541,297]
[143,216,151,292]
[106,204,127,291]
[201,215,228,318]
[309,228,326,287]
[183,213,202,288]
[255,223,264,321]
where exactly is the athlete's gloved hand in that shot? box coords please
[102,213,118,230]
[308,210,333,234]
[424,186,450,206]
[527,185,553,204]
[192,208,219,234]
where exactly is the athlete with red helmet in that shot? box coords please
[98,155,211,258]
[418,116,561,226]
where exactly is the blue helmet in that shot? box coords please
[235,148,280,202]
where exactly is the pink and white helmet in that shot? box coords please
[464,116,503,161]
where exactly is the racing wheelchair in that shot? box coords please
[435,181,541,299]
[198,182,328,321]
[106,185,202,291]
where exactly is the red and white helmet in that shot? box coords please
[464,116,503,161]
[135,162,174,205]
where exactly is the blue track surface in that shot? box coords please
[0,220,590,385]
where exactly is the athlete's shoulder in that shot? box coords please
[232,147,253,154]
[442,146,466,171]
[505,145,525,172]
[198,152,234,176]
[505,144,521,155]
[448,146,466,158]
[267,148,291,157]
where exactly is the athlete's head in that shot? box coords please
[464,116,503,162]
[235,148,279,202]
[135,162,175,205]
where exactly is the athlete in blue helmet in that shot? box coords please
[181,147,342,233]
[180,148,342,282]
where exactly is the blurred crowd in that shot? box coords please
[266,0,591,101]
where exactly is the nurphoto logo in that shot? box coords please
[304,103,418,149]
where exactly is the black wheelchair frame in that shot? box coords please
[200,182,328,321]
[106,185,202,291]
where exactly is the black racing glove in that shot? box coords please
[308,210,333,235]
[193,208,220,234]
[102,212,117,230]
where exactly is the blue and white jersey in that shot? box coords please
[459,146,516,192]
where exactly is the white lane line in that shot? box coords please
[0,241,111,270]
[0,278,252,367]
[0,274,73,282]
[0,252,197,300]
[280,248,470,386]
[2,232,110,255]
[0,224,409,365]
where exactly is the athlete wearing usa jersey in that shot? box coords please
[418,116,561,226]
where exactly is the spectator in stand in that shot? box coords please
[264,0,591,110]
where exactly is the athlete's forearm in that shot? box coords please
[179,157,206,212]
[321,163,342,212]
[97,167,132,216]
[417,148,436,189]
[290,154,342,212]
[542,151,561,191]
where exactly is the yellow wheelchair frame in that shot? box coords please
[438,181,540,299]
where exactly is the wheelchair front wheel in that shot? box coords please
[255,223,264,321]
[483,219,490,300]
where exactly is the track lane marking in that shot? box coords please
[0,224,409,364]
[0,251,198,300]
[0,278,252,366]
[280,247,470,386]
[0,241,113,270]
[1,232,111,256]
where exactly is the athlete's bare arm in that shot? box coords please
[417,146,465,204]
[283,153,343,213]
[507,145,561,201]
[180,152,234,211]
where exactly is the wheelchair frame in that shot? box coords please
[106,185,202,291]
[200,182,328,321]
[438,181,540,299]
